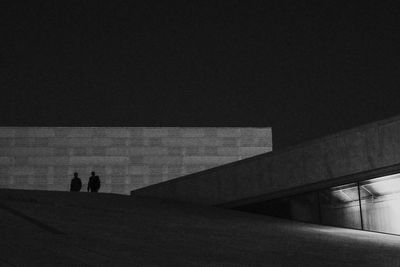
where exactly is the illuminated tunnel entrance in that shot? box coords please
[233,172,400,236]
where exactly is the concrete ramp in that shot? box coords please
[0,189,399,266]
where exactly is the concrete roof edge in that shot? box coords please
[132,114,400,194]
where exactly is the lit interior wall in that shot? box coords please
[319,183,362,229]
[0,127,272,194]
[362,197,400,234]
[360,174,400,235]
[235,173,400,236]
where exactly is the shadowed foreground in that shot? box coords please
[0,189,400,266]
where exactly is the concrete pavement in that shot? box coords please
[0,189,399,266]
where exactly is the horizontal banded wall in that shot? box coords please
[0,127,272,194]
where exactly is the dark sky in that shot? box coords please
[1,1,400,149]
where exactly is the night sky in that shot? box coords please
[1,1,400,149]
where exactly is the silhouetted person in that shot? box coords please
[87,171,101,192]
[70,172,82,192]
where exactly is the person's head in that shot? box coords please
[91,171,95,176]
[74,172,78,178]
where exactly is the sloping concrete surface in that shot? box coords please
[133,115,400,205]
[0,189,400,266]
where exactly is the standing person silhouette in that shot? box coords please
[70,172,82,192]
[87,171,101,192]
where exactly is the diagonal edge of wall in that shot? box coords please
[132,114,400,205]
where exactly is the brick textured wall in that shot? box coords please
[0,127,272,194]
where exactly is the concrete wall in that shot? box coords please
[132,115,400,205]
[0,127,272,194]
